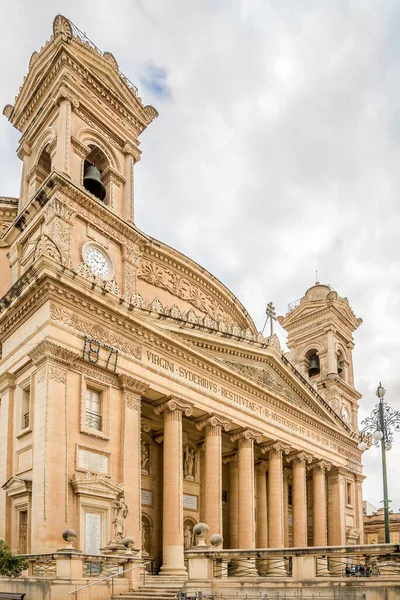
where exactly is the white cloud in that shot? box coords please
[1,0,399,512]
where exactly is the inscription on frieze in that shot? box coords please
[145,350,339,452]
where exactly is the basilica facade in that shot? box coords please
[0,15,364,577]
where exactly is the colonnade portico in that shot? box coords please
[142,395,357,576]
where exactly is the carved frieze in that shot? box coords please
[49,303,141,359]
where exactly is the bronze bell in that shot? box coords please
[308,355,320,377]
[337,359,343,374]
[83,165,106,201]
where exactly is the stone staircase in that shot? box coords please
[113,574,187,600]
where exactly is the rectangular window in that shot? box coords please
[86,388,102,431]
[346,481,352,506]
[21,387,30,430]
[288,484,293,506]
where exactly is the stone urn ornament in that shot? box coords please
[210,533,223,549]
[62,529,78,550]
[193,523,209,547]
[122,536,135,555]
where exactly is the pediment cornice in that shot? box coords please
[2,476,32,497]
[71,472,123,499]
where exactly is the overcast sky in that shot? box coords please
[1,1,399,516]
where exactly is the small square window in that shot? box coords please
[86,388,102,431]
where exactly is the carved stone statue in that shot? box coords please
[184,524,193,550]
[141,441,149,474]
[112,496,129,542]
[183,446,195,480]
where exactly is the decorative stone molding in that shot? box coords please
[50,303,141,359]
[141,418,152,433]
[308,460,332,472]
[261,441,291,455]
[0,372,16,393]
[230,427,263,444]
[3,104,13,119]
[195,413,232,432]
[255,460,268,472]
[34,234,62,264]
[71,136,90,159]
[153,396,193,417]
[2,476,32,498]
[28,339,79,369]
[70,472,123,499]
[118,374,148,395]
[53,14,73,38]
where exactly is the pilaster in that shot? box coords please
[0,373,15,544]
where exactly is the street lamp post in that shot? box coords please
[358,383,400,544]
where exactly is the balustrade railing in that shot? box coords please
[186,544,400,580]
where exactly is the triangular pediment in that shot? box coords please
[70,472,123,499]
[2,476,32,497]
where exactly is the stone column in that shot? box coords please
[223,453,238,548]
[196,414,231,539]
[355,474,366,544]
[0,374,15,544]
[255,461,268,548]
[327,467,346,545]
[28,341,78,552]
[54,91,72,175]
[231,429,262,550]
[326,327,337,376]
[262,442,290,548]
[118,375,148,554]
[154,396,193,576]
[283,468,291,547]
[290,452,312,547]
[311,461,331,546]
[123,144,136,222]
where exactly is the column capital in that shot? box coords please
[255,460,268,473]
[261,441,291,455]
[195,413,231,432]
[118,374,148,395]
[154,396,193,417]
[283,467,292,481]
[287,451,313,464]
[230,427,263,444]
[141,417,152,433]
[222,452,237,465]
[308,460,332,472]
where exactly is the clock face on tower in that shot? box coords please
[82,242,114,280]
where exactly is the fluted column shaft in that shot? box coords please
[227,456,238,548]
[267,446,286,548]
[155,398,193,576]
[292,459,307,547]
[256,462,268,548]
[197,415,231,540]
[238,438,256,548]
[312,462,330,546]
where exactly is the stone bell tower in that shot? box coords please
[4,14,158,225]
[278,282,363,430]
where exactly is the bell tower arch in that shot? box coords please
[278,282,363,430]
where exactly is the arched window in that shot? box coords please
[337,351,345,380]
[83,145,109,203]
[305,349,320,378]
[35,147,52,187]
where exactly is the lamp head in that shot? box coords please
[358,441,368,451]
[376,383,386,399]
[373,430,383,441]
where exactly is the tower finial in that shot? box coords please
[315,270,320,285]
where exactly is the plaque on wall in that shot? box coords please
[85,512,101,554]
[78,448,109,473]
[141,489,153,506]
[183,494,198,510]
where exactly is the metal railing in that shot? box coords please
[68,561,146,598]
[85,409,102,430]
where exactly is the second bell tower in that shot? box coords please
[278,282,363,430]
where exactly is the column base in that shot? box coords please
[159,564,188,577]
